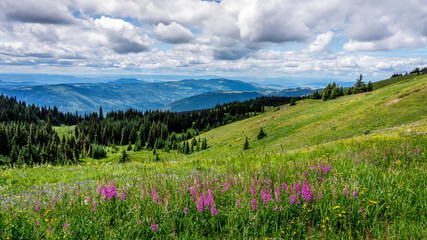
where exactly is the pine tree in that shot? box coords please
[99,106,104,120]
[289,97,296,106]
[201,138,208,150]
[243,137,249,150]
[354,74,366,93]
[257,127,267,139]
[119,149,128,163]
[366,81,373,91]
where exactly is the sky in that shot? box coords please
[0,0,426,84]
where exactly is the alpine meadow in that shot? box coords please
[0,72,426,239]
[1,0,427,239]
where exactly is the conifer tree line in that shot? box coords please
[308,74,373,101]
[0,94,298,166]
[391,66,427,78]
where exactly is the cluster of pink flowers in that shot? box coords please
[97,183,118,201]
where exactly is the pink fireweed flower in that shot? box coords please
[120,192,126,201]
[251,185,257,197]
[151,222,158,231]
[282,183,288,191]
[261,188,273,206]
[323,165,331,174]
[138,220,142,225]
[294,182,301,197]
[343,188,349,197]
[236,199,241,208]
[355,154,360,164]
[91,201,97,213]
[189,187,196,199]
[289,195,296,205]
[318,192,323,199]
[152,187,158,203]
[63,223,70,234]
[352,190,358,198]
[222,181,231,192]
[273,206,278,213]
[301,182,314,204]
[304,171,308,176]
[206,189,214,208]
[211,205,218,215]
[251,199,257,211]
[184,206,188,215]
[275,187,280,203]
[196,195,204,213]
[35,221,39,226]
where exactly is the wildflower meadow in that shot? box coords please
[1,124,425,239]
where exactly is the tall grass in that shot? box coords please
[1,124,425,239]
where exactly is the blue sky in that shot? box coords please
[0,0,426,85]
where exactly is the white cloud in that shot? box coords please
[93,16,153,54]
[0,0,426,79]
[307,31,334,53]
[153,22,194,44]
[237,0,311,43]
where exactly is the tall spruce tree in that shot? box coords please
[354,74,366,93]
[257,127,267,139]
[243,137,249,150]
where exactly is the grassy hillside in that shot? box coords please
[0,74,426,239]
[193,73,426,159]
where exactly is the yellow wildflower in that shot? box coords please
[333,206,340,210]
[338,214,342,217]
[322,225,325,228]
[326,217,330,221]
[387,194,391,197]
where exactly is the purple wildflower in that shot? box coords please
[301,182,314,204]
[343,188,349,197]
[184,206,188,215]
[261,188,273,206]
[282,183,288,191]
[251,199,257,211]
[120,193,126,201]
[196,195,204,213]
[236,199,241,208]
[352,190,358,198]
[323,165,331,174]
[222,181,231,192]
[211,205,218,215]
[318,192,323,199]
[152,187,158,203]
[289,195,296,205]
[138,220,142,225]
[151,223,158,231]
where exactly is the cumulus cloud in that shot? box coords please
[237,0,311,43]
[94,16,153,54]
[307,31,334,53]
[1,0,75,25]
[0,0,426,78]
[153,22,194,44]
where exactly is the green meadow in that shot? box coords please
[0,74,426,239]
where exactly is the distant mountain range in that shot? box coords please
[0,77,314,113]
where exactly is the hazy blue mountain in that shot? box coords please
[0,78,266,113]
[163,87,315,112]
[264,87,315,97]
[163,91,263,112]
